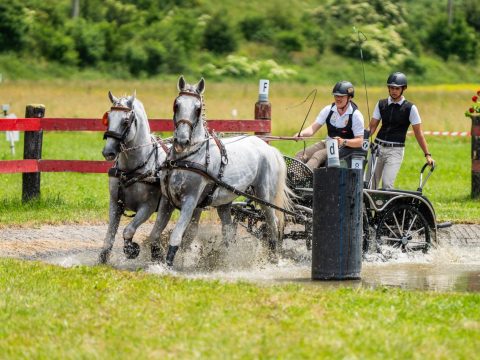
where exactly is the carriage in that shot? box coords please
[231,145,442,256]
[101,78,445,266]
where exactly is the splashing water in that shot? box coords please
[2,223,479,292]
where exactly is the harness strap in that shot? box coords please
[108,143,161,218]
[160,160,297,216]
[162,140,208,209]
[156,136,169,153]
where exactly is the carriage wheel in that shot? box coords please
[376,204,431,253]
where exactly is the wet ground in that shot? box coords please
[1,223,479,293]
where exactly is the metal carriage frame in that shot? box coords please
[231,150,441,255]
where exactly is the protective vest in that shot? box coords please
[326,102,357,139]
[376,99,413,143]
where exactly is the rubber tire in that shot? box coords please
[376,204,431,253]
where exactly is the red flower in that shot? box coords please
[469,107,475,113]
[473,95,478,102]
[477,90,480,96]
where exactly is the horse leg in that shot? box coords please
[261,205,279,264]
[99,200,122,264]
[217,203,237,248]
[182,208,202,250]
[149,197,174,262]
[166,197,199,267]
[122,205,155,260]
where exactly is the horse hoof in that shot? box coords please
[151,244,163,262]
[166,245,179,267]
[98,250,110,264]
[124,242,140,259]
[267,252,279,264]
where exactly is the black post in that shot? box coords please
[22,104,45,202]
[472,115,480,198]
[311,167,363,280]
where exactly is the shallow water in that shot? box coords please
[42,228,480,293]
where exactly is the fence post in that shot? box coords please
[22,104,45,202]
[472,114,480,198]
[254,79,271,136]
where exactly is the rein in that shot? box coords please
[160,160,298,217]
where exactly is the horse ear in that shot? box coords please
[178,75,186,91]
[108,91,118,104]
[196,78,205,94]
[127,90,136,108]
[127,91,137,109]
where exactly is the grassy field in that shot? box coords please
[0,79,476,134]
[1,258,479,359]
[1,81,479,359]
[0,80,479,225]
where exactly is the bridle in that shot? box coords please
[103,105,137,144]
[173,91,204,143]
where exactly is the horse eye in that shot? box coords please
[196,107,201,117]
[102,112,109,127]
[173,102,178,113]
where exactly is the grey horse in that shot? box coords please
[151,76,293,267]
[99,91,173,263]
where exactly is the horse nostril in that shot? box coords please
[185,139,190,146]
[102,150,116,160]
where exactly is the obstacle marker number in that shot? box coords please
[362,140,369,151]
[352,158,363,170]
[258,79,269,101]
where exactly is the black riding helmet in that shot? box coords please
[387,72,407,88]
[332,81,355,98]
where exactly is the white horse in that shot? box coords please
[151,76,293,266]
[99,91,202,263]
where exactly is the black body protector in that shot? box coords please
[376,99,413,144]
[325,102,357,139]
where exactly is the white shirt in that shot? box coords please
[315,103,365,137]
[372,96,421,125]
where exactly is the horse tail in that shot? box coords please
[272,148,295,239]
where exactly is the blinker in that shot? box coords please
[102,111,109,126]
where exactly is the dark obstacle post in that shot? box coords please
[254,79,271,137]
[471,115,480,198]
[22,104,45,202]
[311,167,363,280]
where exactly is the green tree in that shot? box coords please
[0,1,28,51]
[203,14,237,55]
[69,19,107,67]
[428,15,477,61]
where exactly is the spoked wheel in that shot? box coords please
[376,204,431,253]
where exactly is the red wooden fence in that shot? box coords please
[0,117,271,175]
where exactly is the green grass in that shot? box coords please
[1,258,479,359]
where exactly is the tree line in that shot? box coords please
[0,0,478,80]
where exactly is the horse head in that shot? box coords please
[102,91,138,161]
[173,75,205,153]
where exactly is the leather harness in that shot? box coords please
[162,90,229,209]
[104,104,164,216]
